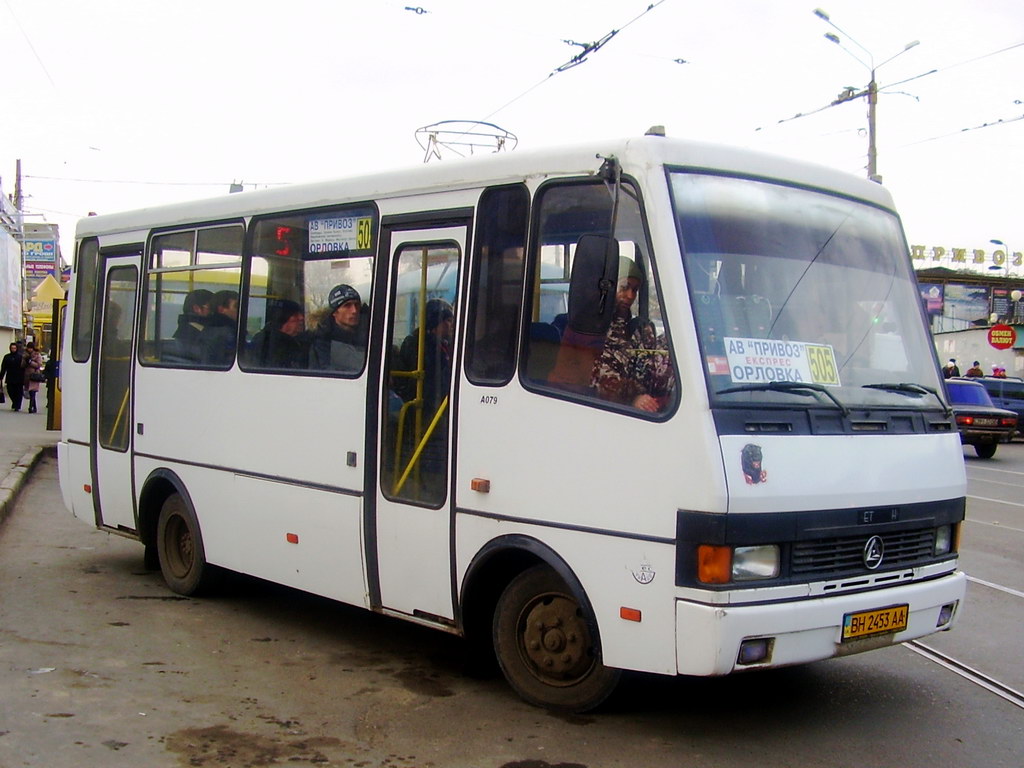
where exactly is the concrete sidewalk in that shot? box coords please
[0,387,60,525]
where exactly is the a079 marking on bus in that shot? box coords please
[480,395,499,405]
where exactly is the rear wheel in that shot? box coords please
[156,493,211,595]
[975,442,998,459]
[493,565,620,712]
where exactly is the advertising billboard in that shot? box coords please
[23,237,58,277]
[0,229,22,329]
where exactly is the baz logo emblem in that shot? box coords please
[863,535,885,570]
[632,562,655,584]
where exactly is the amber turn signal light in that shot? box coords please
[697,545,732,584]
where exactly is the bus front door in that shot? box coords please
[91,254,140,532]
[372,224,466,621]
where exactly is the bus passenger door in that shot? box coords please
[91,254,141,532]
[372,223,466,621]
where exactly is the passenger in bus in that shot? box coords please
[247,299,309,370]
[310,284,367,372]
[393,299,454,500]
[549,255,674,412]
[590,263,675,412]
[172,288,213,360]
[396,299,454,411]
[199,290,239,366]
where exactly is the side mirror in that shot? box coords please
[567,234,621,336]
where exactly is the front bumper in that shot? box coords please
[675,569,966,676]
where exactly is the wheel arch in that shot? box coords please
[459,534,601,650]
[137,468,195,551]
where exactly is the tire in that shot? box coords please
[975,442,998,459]
[156,492,211,595]
[493,564,620,712]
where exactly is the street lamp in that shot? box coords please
[814,8,920,183]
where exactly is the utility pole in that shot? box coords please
[13,160,26,341]
[14,159,23,212]
[866,79,878,182]
[815,8,919,184]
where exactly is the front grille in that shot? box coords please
[791,528,936,577]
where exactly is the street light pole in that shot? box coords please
[867,77,878,181]
[814,8,919,184]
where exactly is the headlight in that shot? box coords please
[732,545,780,581]
[934,524,952,556]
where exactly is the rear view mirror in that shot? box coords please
[567,235,621,336]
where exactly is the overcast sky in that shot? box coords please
[2,0,1021,266]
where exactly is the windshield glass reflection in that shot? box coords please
[670,172,942,410]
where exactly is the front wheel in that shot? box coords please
[156,492,211,595]
[975,442,998,459]
[493,565,620,712]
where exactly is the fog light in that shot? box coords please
[936,601,957,628]
[737,637,773,665]
[934,525,952,556]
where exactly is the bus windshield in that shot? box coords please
[671,171,943,411]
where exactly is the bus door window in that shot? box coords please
[465,184,529,384]
[524,180,676,414]
[240,207,377,375]
[140,226,243,368]
[382,243,460,505]
[98,267,139,451]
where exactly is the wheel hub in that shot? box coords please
[520,594,594,684]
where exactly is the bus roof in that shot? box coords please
[75,133,896,240]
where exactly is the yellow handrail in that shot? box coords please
[108,385,131,447]
[393,396,448,496]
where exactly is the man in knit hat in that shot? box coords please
[310,284,366,371]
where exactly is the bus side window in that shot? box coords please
[140,226,243,369]
[525,181,677,414]
[465,184,529,384]
[239,206,377,376]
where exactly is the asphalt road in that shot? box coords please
[0,452,1021,768]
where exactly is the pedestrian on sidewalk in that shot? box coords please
[0,342,26,411]
[23,343,44,414]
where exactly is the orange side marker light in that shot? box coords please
[620,607,642,622]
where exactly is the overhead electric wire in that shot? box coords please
[2,0,57,88]
[929,40,1024,75]
[759,40,1023,133]
[897,112,1024,149]
[483,0,667,122]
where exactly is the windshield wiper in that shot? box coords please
[862,383,952,416]
[717,381,850,416]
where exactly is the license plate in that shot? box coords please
[975,418,997,426]
[842,604,909,641]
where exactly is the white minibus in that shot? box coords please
[58,133,966,711]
